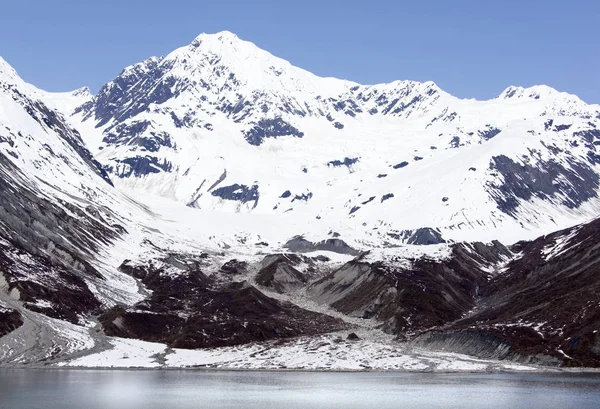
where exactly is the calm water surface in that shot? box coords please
[1,369,600,409]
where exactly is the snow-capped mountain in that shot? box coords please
[72,31,600,246]
[1,32,600,369]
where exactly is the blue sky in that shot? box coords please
[1,0,599,103]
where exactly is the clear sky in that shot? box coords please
[1,0,599,103]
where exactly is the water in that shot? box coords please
[1,369,600,409]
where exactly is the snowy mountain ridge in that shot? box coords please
[62,31,600,246]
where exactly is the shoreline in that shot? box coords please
[3,364,600,375]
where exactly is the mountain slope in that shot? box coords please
[72,31,600,246]
[0,56,145,324]
[412,217,600,367]
[1,34,600,369]
[0,56,358,363]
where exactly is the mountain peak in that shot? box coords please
[499,84,573,101]
[183,30,276,70]
[157,31,355,96]
[190,30,242,48]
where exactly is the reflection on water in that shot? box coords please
[1,369,600,409]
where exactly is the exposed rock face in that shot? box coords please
[5,85,113,186]
[211,184,260,208]
[283,236,362,256]
[0,303,23,337]
[488,154,599,215]
[406,228,446,245]
[0,241,101,324]
[437,218,600,367]
[108,156,173,178]
[219,259,249,275]
[244,118,304,146]
[255,254,312,293]
[102,254,345,349]
[77,56,175,127]
[0,151,125,323]
[0,94,124,325]
[386,228,446,245]
[304,218,600,367]
[308,241,511,334]
[0,127,123,323]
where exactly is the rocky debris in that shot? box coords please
[0,153,122,269]
[103,255,346,349]
[0,223,103,324]
[0,248,101,324]
[308,217,600,367]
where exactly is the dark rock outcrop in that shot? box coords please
[478,126,501,141]
[109,156,173,178]
[346,332,360,341]
[0,304,23,338]
[219,259,249,275]
[439,218,600,367]
[0,149,121,324]
[255,254,312,293]
[393,161,409,169]
[102,255,345,349]
[309,242,510,334]
[410,330,561,366]
[283,236,362,256]
[327,157,359,168]
[386,227,446,245]
[488,155,599,215]
[406,228,446,245]
[243,118,304,146]
[211,184,259,208]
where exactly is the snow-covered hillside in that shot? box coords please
[71,31,600,246]
[1,32,600,369]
